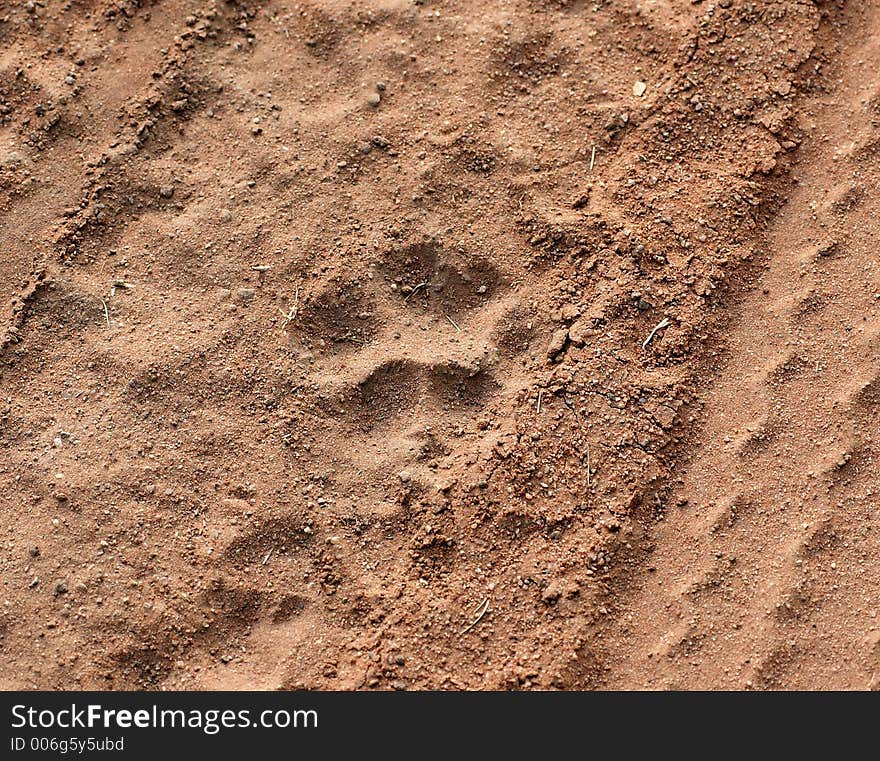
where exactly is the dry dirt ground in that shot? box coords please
[0,0,877,690]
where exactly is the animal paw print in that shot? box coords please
[300,238,522,435]
[285,236,548,508]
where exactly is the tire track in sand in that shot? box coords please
[605,1,880,690]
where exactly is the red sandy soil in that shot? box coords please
[0,0,877,690]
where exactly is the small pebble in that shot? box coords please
[546,327,569,360]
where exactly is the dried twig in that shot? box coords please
[642,317,670,349]
[445,313,460,332]
[459,598,490,636]
[101,299,110,329]
[589,145,597,172]
[262,549,273,565]
[279,286,299,329]
[109,280,134,298]
[586,442,591,486]
[404,281,428,302]
[536,389,543,414]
